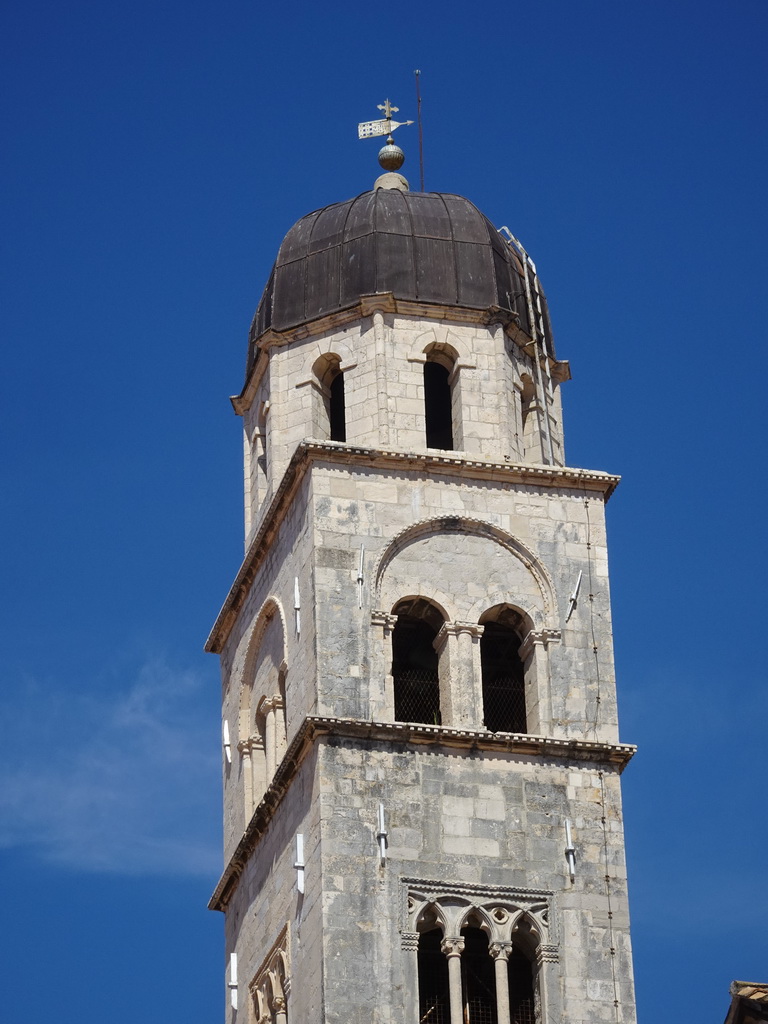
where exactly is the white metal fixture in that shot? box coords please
[228,953,238,1010]
[294,577,301,635]
[294,833,305,894]
[357,544,365,608]
[564,819,576,882]
[565,570,583,623]
[376,802,388,865]
[223,719,232,765]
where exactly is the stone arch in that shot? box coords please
[237,597,289,815]
[373,516,557,630]
[457,904,496,939]
[407,326,475,367]
[414,900,451,935]
[239,597,289,738]
[298,337,357,379]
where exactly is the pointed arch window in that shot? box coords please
[418,928,450,1023]
[479,607,528,734]
[415,921,538,1024]
[391,598,444,725]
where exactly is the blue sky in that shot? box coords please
[2,0,766,1019]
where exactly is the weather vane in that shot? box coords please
[358,97,414,176]
[357,98,414,140]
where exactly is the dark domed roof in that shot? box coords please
[249,189,553,368]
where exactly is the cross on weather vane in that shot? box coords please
[357,98,414,139]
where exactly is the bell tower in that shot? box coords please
[207,113,638,1024]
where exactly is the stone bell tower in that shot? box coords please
[206,112,638,1024]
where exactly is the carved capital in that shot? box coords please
[441,936,465,958]
[257,694,283,714]
[489,941,514,961]
[401,931,420,952]
[519,628,561,661]
[371,610,398,635]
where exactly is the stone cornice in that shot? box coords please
[205,441,620,653]
[207,714,636,913]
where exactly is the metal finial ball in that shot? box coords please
[378,140,405,171]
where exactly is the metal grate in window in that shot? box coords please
[393,667,442,725]
[482,674,527,733]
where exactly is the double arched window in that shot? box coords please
[389,599,530,734]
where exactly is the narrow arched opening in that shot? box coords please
[507,948,536,1024]
[391,598,444,725]
[329,369,346,441]
[479,606,528,734]
[424,360,454,450]
[418,927,450,1023]
[312,353,346,442]
[461,926,497,1023]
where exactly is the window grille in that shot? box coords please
[481,622,527,733]
[394,667,442,725]
[392,612,442,725]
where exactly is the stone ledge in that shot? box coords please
[205,442,620,653]
[208,714,636,912]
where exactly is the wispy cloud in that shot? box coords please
[0,656,220,878]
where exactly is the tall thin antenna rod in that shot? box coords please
[414,70,425,191]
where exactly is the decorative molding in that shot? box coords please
[537,943,560,965]
[401,931,420,952]
[372,515,558,627]
[248,925,290,1021]
[404,876,556,948]
[371,610,398,633]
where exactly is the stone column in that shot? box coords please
[371,611,398,719]
[237,739,253,818]
[272,993,287,1024]
[434,622,483,727]
[401,932,420,1023]
[262,697,277,780]
[519,628,560,734]
[441,937,465,1024]
[273,694,286,765]
[489,942,514,1024]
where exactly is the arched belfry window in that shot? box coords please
[415,914,538,1024]
[461,925,497,1022]
[391,598,444,725]
[507,948,536,1024]
[417,928,450,1022]
[329,369,346,441]
[479,605,528,734]
[424,351,456,450]
[312,353,346,442]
